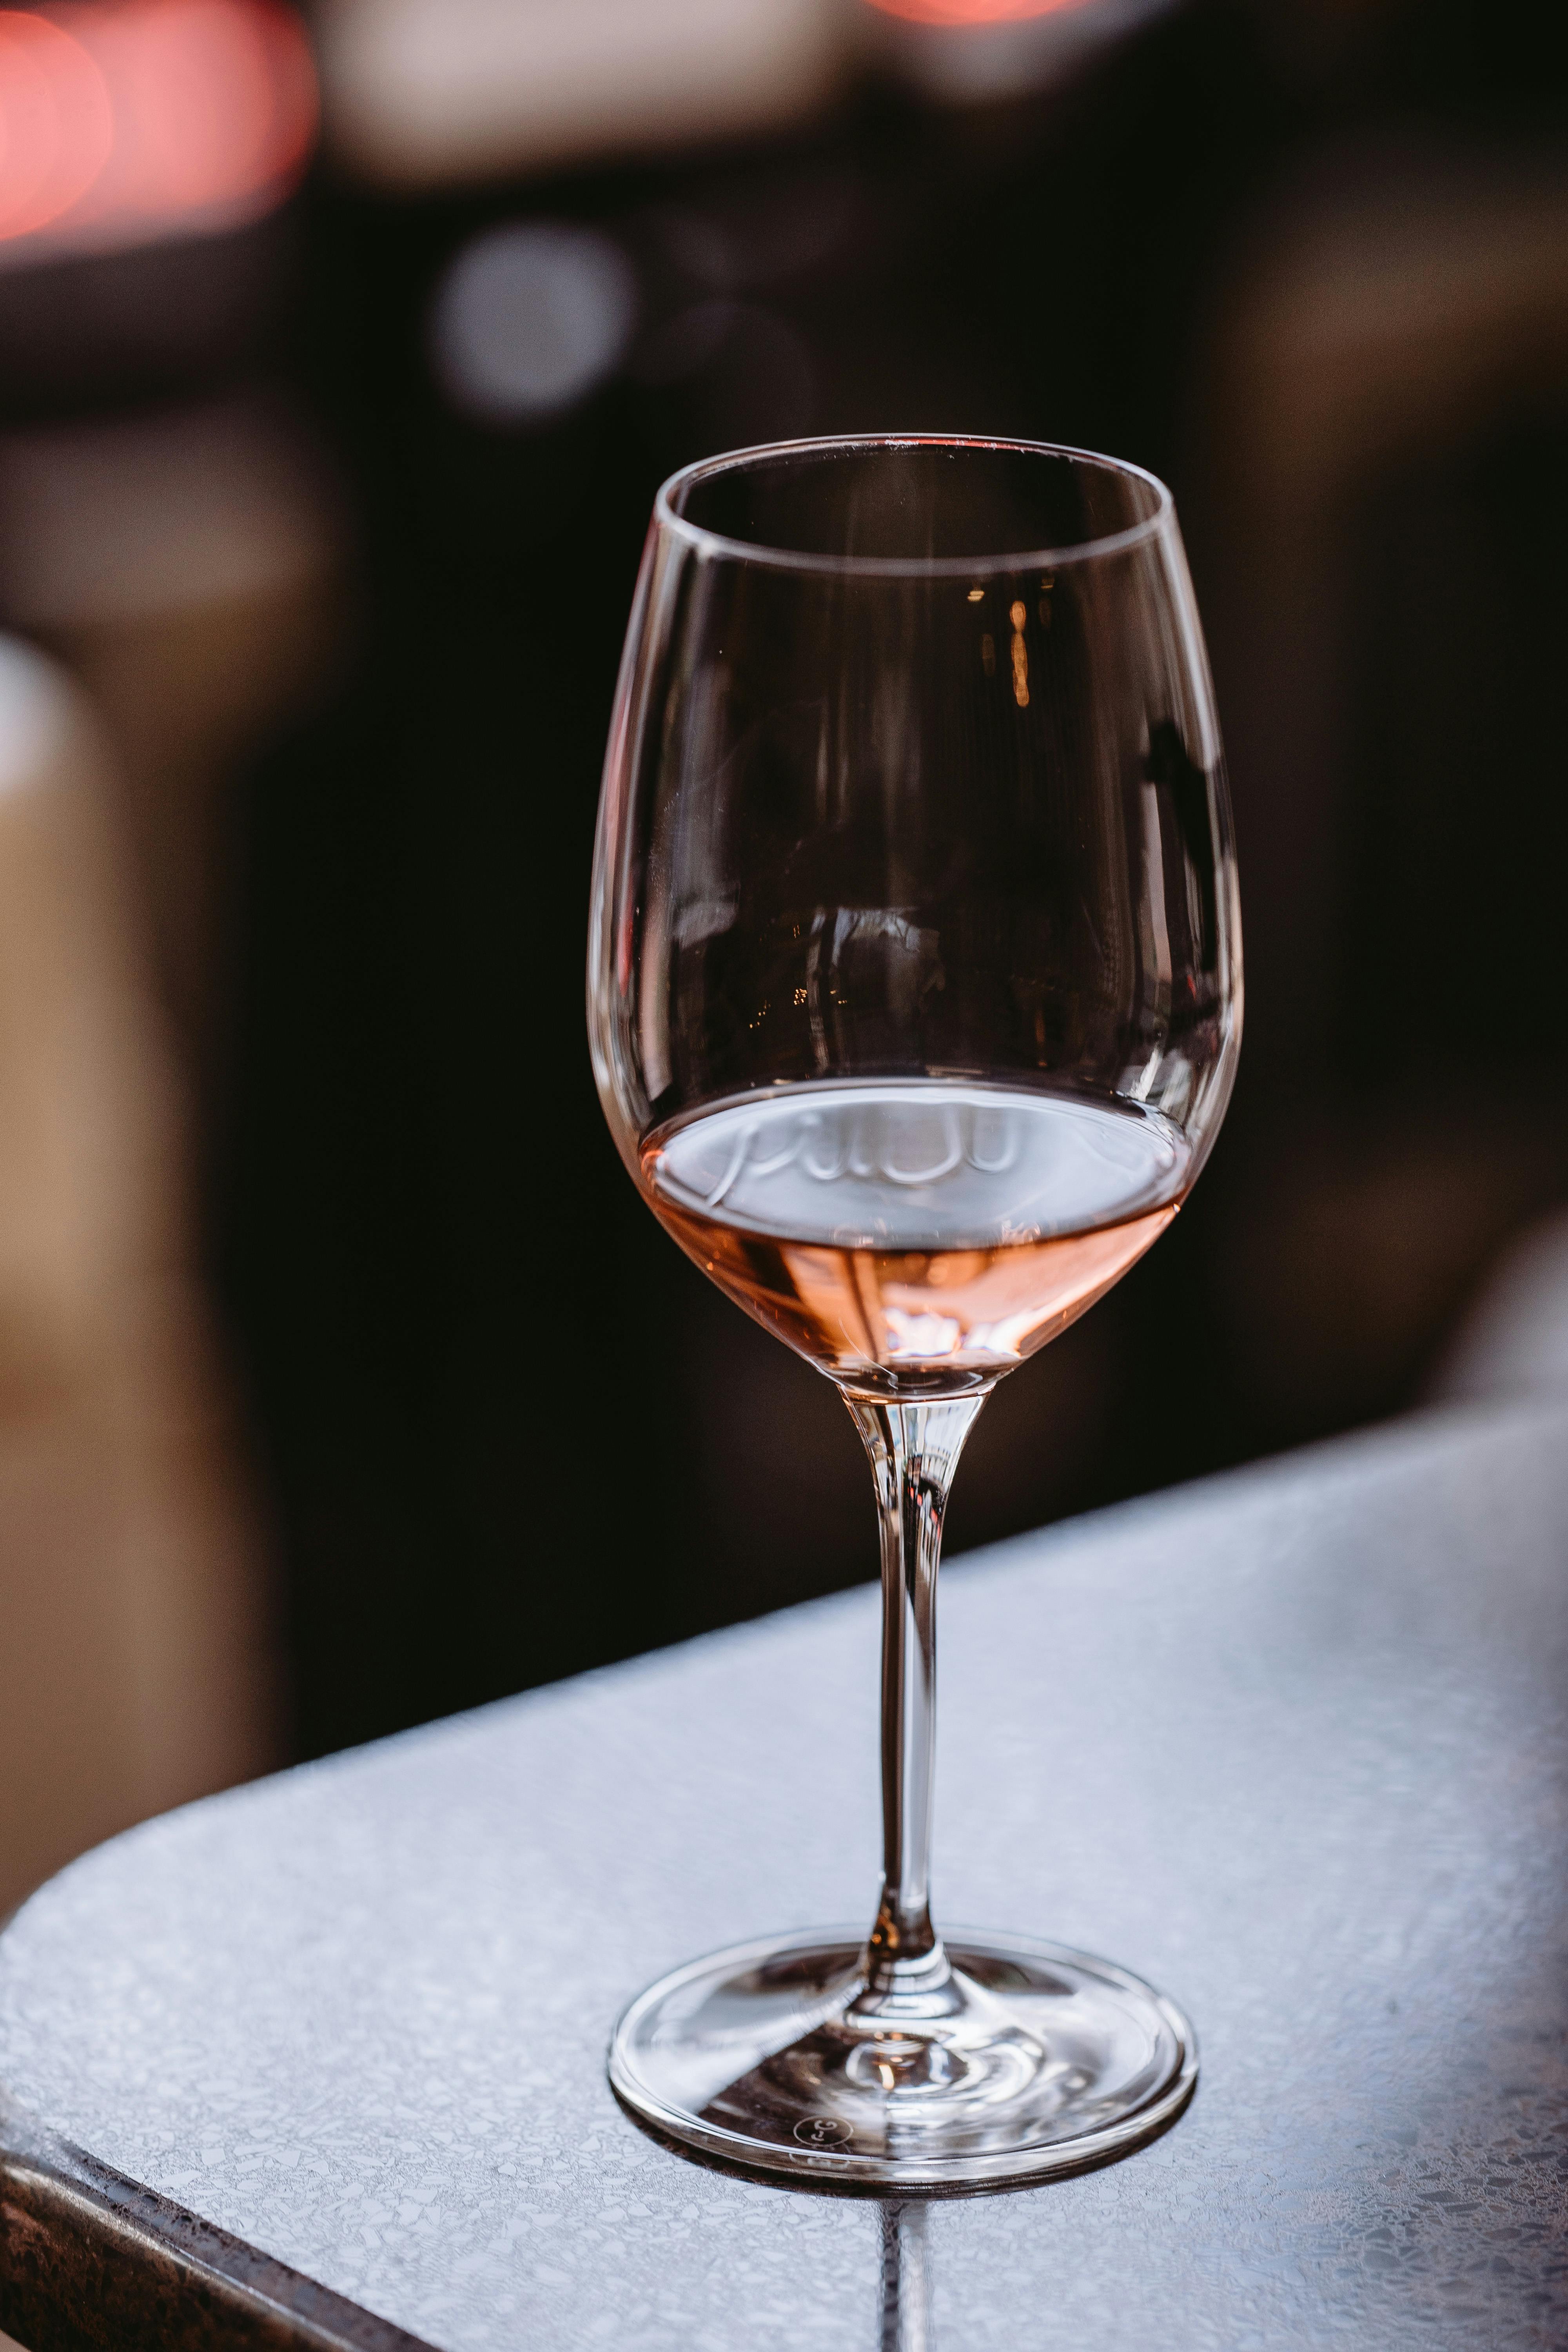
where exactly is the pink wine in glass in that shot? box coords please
[641,1082,1191,1399]
[597,436,1236,2189]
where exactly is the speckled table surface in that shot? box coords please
[3,1399,1568,2352]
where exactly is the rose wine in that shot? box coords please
[642,1082,1192,1397]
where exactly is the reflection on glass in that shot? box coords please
[878,2201,932,2352]
[592,435,1240,2188]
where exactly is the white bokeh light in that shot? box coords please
[430,221,637,427]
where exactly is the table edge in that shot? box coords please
[0,2098,432,2352]
[5,1396,1564,2350]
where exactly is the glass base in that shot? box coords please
[608,1926,1198,2190]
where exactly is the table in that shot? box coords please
[4,1399,1567,2350]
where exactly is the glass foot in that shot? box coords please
[608,1926,1198,2190]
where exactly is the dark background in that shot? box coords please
[5,0,1566,1769]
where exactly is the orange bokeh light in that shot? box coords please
[862,0,1099,22]
[0,0,316,255]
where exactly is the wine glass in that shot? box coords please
[588,435,1241,2189]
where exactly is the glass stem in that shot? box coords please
[843,1392,988,2014]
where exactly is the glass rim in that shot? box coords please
[653,433,1174,578]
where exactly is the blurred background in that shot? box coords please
[0,0,1565,1914]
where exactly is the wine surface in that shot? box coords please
[643,1083,1191,1397]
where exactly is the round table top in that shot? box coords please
[4,1397,1567,2351]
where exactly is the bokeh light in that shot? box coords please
[0,0,317,261]
[0,14,114,240]
[429,222,637,429]
[862,0,1098,22]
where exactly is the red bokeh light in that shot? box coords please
[0,14,114,238]
[862,0,1099,22]
[0,0,317,256]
